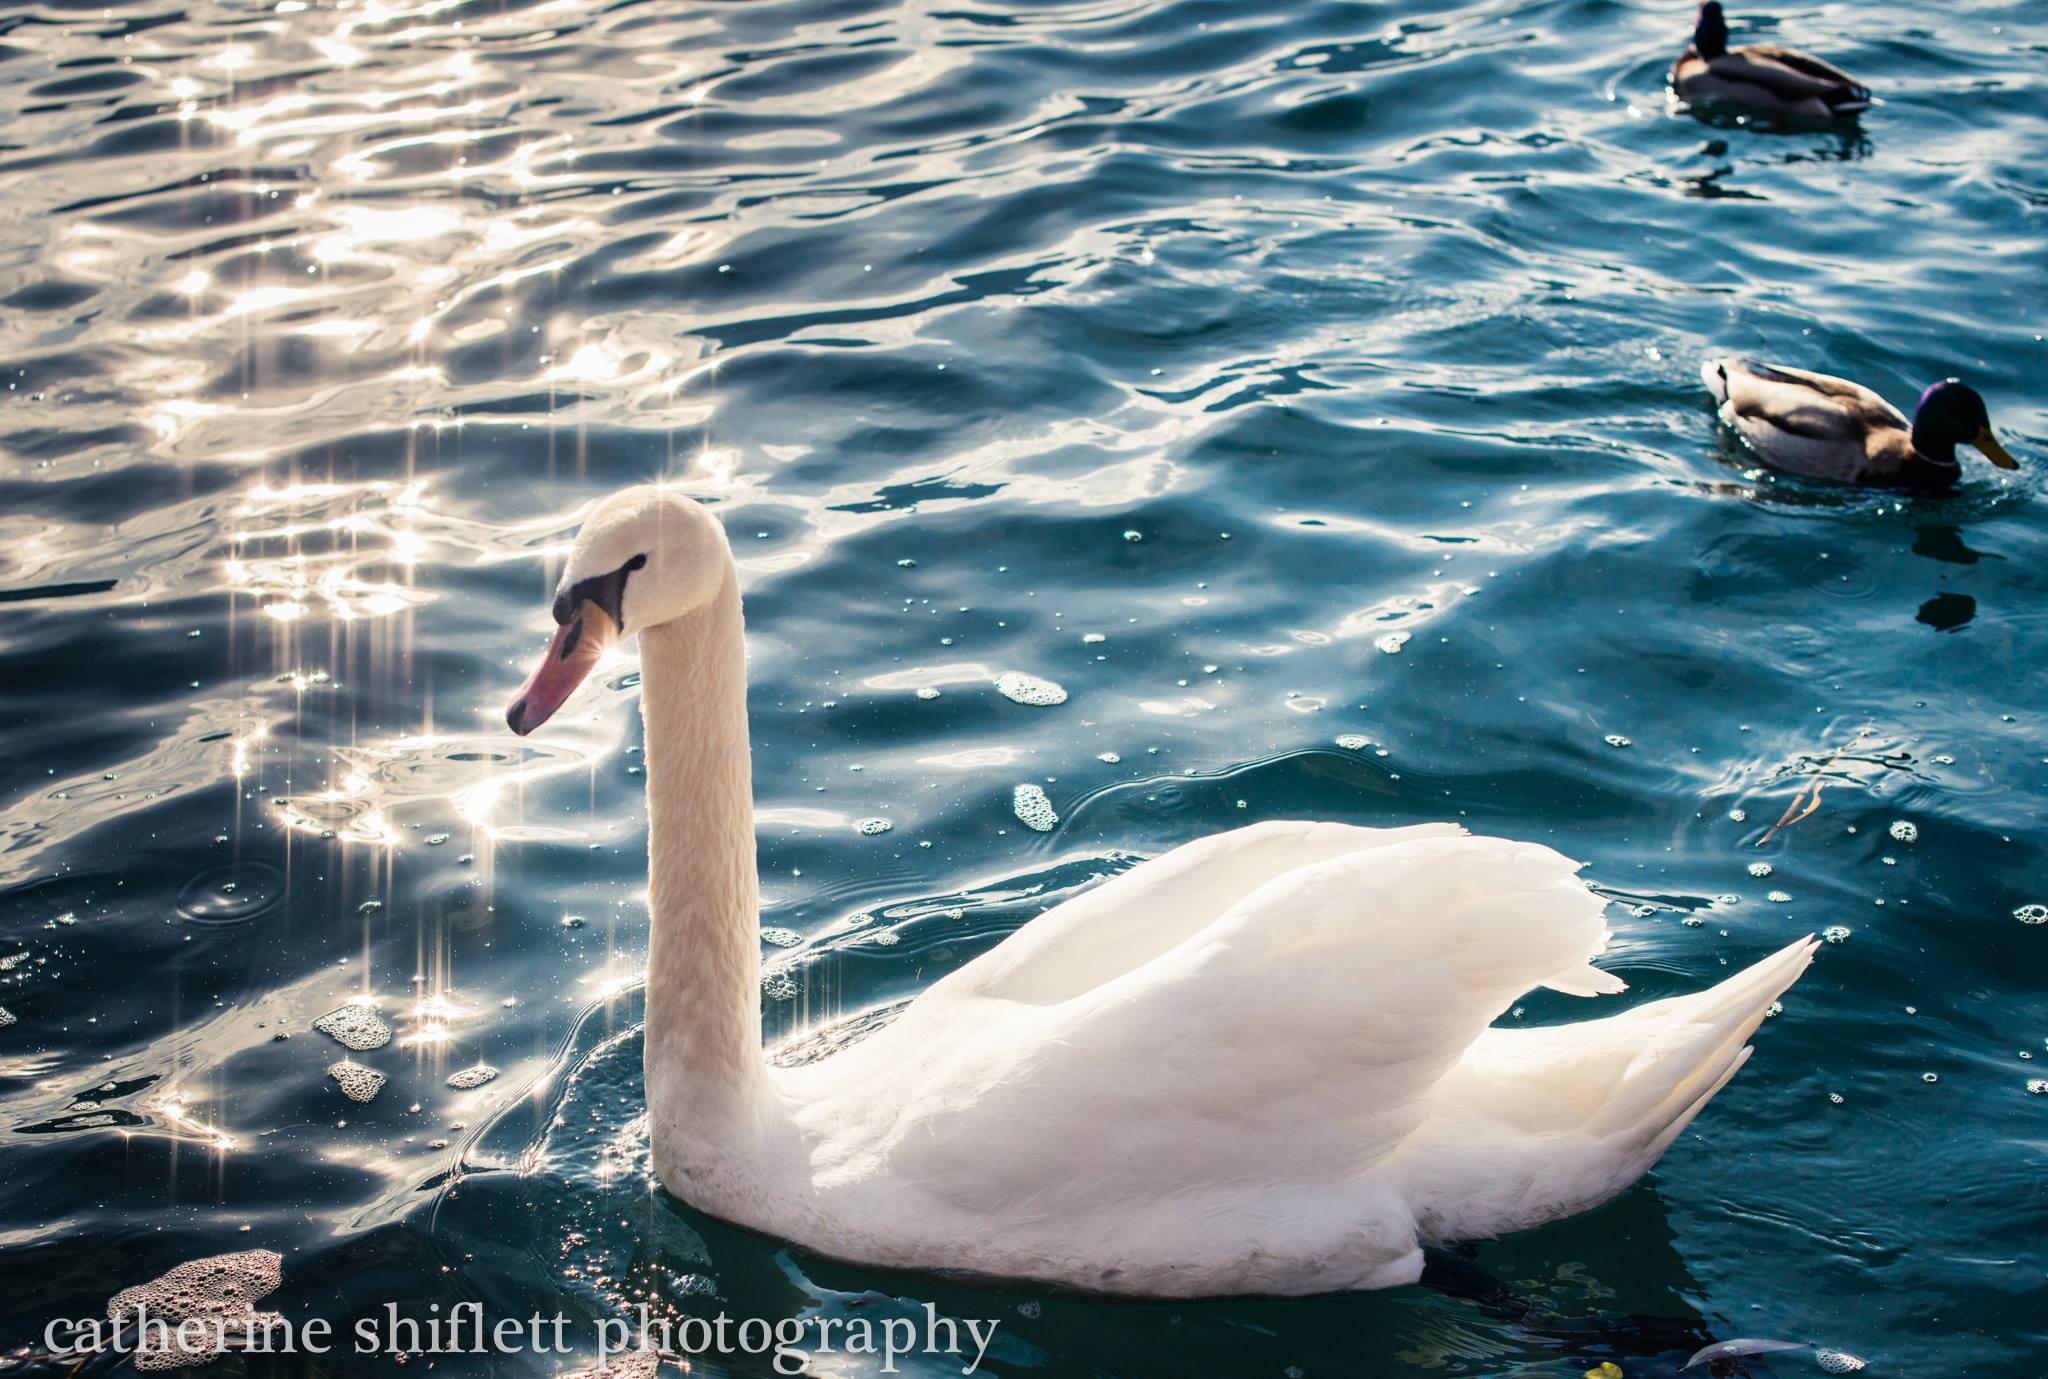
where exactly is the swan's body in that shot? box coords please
[1703,357,2018,488]
[1671,3,1870,122]
[511,486,1819,1297]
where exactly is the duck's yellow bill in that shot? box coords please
[1973,426,2018,470]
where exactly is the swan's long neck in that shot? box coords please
[639,569,771,1173]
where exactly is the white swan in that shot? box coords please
[506,486,1817,1298]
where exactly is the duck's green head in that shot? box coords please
[1915,380,2017,470]
[1694,2,1729,60]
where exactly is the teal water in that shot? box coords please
[1,0,2045,1374]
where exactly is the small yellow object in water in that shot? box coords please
[1585,1365,1624,1379]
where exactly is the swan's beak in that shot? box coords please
[506,601,617,736]
[1972,426,2019,470]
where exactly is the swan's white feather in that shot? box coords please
[751,823,1814,1295]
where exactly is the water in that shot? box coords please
[1,0,2044,1373]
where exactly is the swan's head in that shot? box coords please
[506,486,731,736]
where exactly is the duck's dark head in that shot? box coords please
[1694,2,1730,59]
[1913,379,2017,470]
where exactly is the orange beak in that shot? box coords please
[506,601,616,735]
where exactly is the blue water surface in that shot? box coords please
[1,0,2045,1374]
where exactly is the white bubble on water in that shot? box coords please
[1822,925,1851,944]
[1373,631,1410,655]
[2014,904,2048,925]
[1888,820,1918,842]
[446,1064,499,1090]
[1097,752,1121,763]
[1013,784,1059,832]
[914,687,940,700]
[107,1250,284,1372]
[1767,890,1792,903]
[761,966,799,1001]
[856,817,893,836]
[2027,1079,2048,1096]
[313,1002,391,1051]
[1748,862,1773,877]
[1728,808,1747,822]
[1816,1350,1866,1374]
[760,927,802,948]
[1604,734,1631,748]
[328,1060,385,1103]
[995,672,1067,706]
[1336,734,1370,750]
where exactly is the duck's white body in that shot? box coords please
[519,487,1817,1298]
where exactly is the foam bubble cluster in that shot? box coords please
[1012,784,1059,832]
[995,671,1067,706]
[313,1003,391,1051]
[2014,903,2048,925]
[1816,1351,1866,1374]
[106,1250,283,1371]
[1888,820,1918,843]
[327,1060,385,1103]
[856,817,893,836]
[1373,632,1410,654]
[759,927,802,948]
[445,1064,499,1090]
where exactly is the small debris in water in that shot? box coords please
[2027,1079,2048,1096]
[1682,1339,1804,1370]
[0,1007,13,1029]
[1728,807,1747,822]
[446,1064,499,1090]
[313,1003,391,1051]
[328,1060,385,1103]
[1336,734,1370,750]
[1373,631,1409,654]
[1013,784,1058,832]
[760,927,802,948]
[1747,862,1773,877]
[1822,926,1851,944]
[1121,530,1142,543]
[1767,890,1792,903]
[425,833,451,846]
[995,672,1067,706]
[1888,820,1918,842]
[357,900,383,915]
[1921,1072,1938,1084]
[856,817,893,836]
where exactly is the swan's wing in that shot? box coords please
[825,833,1620,1211]
[936,819,1465,1006]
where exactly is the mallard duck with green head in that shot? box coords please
[1702,359,2018,489]
[1672,2,1871,121]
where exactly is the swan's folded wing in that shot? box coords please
[854,833,1619,1209]
[939,819,1466,1006]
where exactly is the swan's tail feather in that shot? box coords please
[1402,936,1817,1239]
[1589,934,1817,1154]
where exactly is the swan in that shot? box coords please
[1703,358,2018,488]
[506,485,1819,1297]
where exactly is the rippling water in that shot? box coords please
[2,0,2046,1372]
